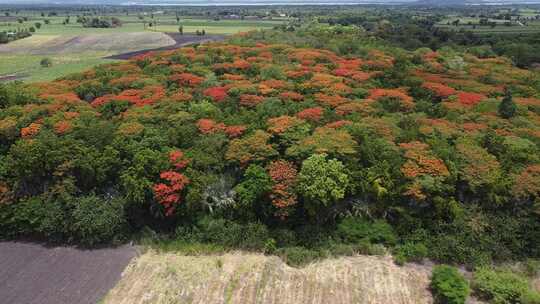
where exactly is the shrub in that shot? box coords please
[394,241,428,265]
[472,267,530,304]
[276,246,322,267]
[189,217,270,250]
[337,216,397,246]
[71,195,127,245]
[431,265,470,304]
[521,291,540,304]
[40,58,52,68]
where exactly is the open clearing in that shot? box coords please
[103,251,434,304]
[0,241,137,304]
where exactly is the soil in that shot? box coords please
[0,241,137,304]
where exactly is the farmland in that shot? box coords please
[0,9,287,82]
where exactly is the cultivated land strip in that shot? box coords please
[103,251,434,304]
[0,241,137,304]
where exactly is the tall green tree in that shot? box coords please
[298,153,349,216]
[498,89,517,119]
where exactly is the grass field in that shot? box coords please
[0,15,286,82]
[0,53,114,82]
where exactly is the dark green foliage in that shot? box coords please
[176,217,270,251]
[498,90,517,119]
[275,246,322,267]
[430,265,470,304]
[394,242,428,265]
[71,195,127,245]
[337,216,397,246]
[233,164,272,207]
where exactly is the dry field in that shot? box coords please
[103,251,434,304]
[0,32,176,55]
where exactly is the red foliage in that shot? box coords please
[456,91,487,106]
[197,118,226,134]
[315,93,349,108]
[369,88,413,104]
[224,125,247,138]
[170,73,205,87]
[324,120,353,129]
[399,141,450,178]
[20,123,41,139]
[279,91,304,101]
[267,160,298,215]
[153,171,190,216]
[239,94,265,107]
[53,120,72,135]
[296,107,324,121]
[232,59,251,70]
[169,150,190,170]
[169,91,193,103]
[203,86,228,102]
[267,115,304,134]
[422,82,456,98]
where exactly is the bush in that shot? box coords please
[431,265,470,304]
[71,195,127,245]
[183,217,270,251]
[40,57,52,67]
[276,246,322,267]
[394,241,428,265]
[472,267,530,304]
[337,216,397,246]
[521,291,540,304]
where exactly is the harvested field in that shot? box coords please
[103,251,434,304]
[0,241,137,304]
[0,32,176,55]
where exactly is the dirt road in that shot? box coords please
[0,241,137,304]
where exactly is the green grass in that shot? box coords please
[0,53,115,82]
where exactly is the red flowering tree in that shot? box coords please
[267,160,298,217]
[239,94,265,107]
[153,149,190,216]
[456,91,487,107]
[153,171,190,216]
[296,107,324,122]
[203,86,228,102]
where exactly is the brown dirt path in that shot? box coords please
[0,241,137,304]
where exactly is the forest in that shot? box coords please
[0,20,539,296]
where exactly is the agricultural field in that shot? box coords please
[102,252,434,304]
[0,11,287,82]
[436,8,540,35]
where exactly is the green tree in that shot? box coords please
[498,89,517,119]
[297,153,349,216]
[234,164,272,207]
